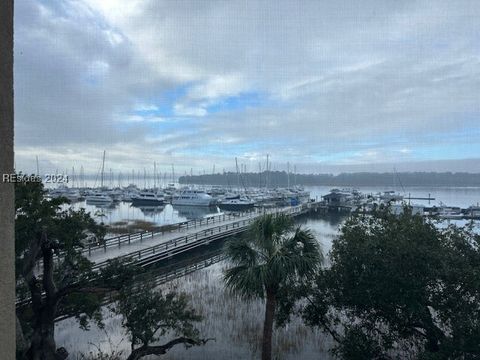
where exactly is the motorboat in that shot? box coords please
[435,203,463,219]
[464,205,480,219]
[131,191,165,206]
[218,194,255,211]
[49,187,83,202]
[172,188,215,206]
[85,191,113,204]
[379,191,404,203]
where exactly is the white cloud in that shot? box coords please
[13,0,480,174]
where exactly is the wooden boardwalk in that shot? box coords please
[19,202,323,308]
[58,202,323,271]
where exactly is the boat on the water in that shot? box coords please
[464,205,480,219]
[379,190,404,202]
[49,186,83,202]
[433,203,464,219]
[131,191,165,206]
[172,188,215,206]
[85,192,113,204]
[218,194,255,211]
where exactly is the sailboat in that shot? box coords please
[86,151,113,204]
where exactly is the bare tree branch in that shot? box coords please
[126,337,214,360]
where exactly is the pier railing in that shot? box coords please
[17,202,319,307]
[46,209,258,263]
[88,203,308,271]
[52,202,319,262]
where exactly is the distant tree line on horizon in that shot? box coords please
[179,171,480,188]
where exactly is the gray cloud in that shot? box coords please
[13,0,480,174]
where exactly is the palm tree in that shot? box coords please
[224,213,322,360]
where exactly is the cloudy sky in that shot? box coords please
[14,0,480,175]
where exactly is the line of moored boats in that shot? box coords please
[322,188,480,220]
[46,184,312,211]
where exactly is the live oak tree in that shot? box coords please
[224,213,322,360]
[302,207,480,359]
[15,180,136,360]
[112,281,209,360]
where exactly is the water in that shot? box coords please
[54,186,480,359]
[68,202,222,228]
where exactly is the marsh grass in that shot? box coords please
[162,262,335,360]
[105,220,178,234]
[57,260,333,359]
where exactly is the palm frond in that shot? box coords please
[224,237,261,267]
[223,215,323,299]
[224,265,266,299]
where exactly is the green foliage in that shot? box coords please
[112,281,202,349]
[303,207,480,359]
[15,179,139,351]
[332,325,386,360]
[224,213,323,299]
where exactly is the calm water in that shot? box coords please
[55,186,480,359]
[69,185,480,227]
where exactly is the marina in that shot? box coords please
[50,185,480,359]
[47,183,480,222]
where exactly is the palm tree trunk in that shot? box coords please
[261,290,276,360]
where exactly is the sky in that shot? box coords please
[13,0,480,176]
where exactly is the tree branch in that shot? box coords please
[55,285,113,303]
[126,337,214,360]
[22,232,44,311]
[41,230,58,303]
[305,296,342,343]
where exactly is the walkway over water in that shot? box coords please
[61,202,324,270]
[18,202,323,309]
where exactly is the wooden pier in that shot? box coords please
[18,202,323,308]
[53,201,324,272]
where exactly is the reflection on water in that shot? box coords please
[55,214,342,359]
[71,201,224,228]
[130,204,165,216]
[75,186,480,228]
[55,187,480,359]
[172,204,222,220]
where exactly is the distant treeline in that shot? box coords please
[179,171,480,187]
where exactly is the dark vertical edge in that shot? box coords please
[0,0,15,358]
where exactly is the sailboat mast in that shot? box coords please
[80,165,84,188]
[154,161,157,189]
[287,162,290,189]
[235,157,240,190]
[266,154,269,190]
[100,150,105,188]
[144,168,147,189]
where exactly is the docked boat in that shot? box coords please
[218,194,255,211]
[379,190,404,203]
[172,188,215,206]
[49,187,83,202]
[131,191,165,206]
[438,208,463,220]
[435,203,463,219]
[85,192,113,204]
[464,205,480,219]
